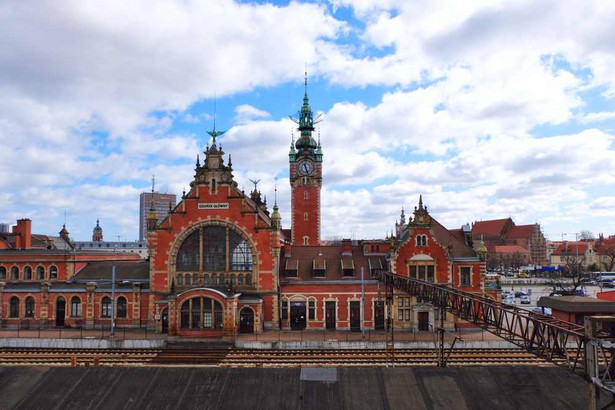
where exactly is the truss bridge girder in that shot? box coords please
[373,270,588,373]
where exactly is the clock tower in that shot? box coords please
[289,74,323,246]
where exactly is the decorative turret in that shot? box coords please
[192,118,237,190]
[146,203,158,231]
[315,129,323,163]
[476,235,488,261]
[92,219,103,242]
[271,184,282,231]
[59,224,70,241]
[289,131,297,163]
[411,195,431,226]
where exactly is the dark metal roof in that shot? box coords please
[72,261,149,282]
[538,296,615,313]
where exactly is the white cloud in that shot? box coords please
[234,104,270,124]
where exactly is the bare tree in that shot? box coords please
[549,254,589,295]
[578,230,595,241]
[602,244,615,272]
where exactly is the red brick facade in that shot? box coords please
[0,88,488,337]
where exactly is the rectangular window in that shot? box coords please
[405,297,411,307]
[427,265,435,282]
[281,301,288,320]
[313,269,325,278]
[398,297,403,308]
[285,269,298,278]
[398,310,404,321]
[203,312,212,328]
[404,309,411,321]
[308,300,316,320]
[409,265,417,278]
[460,267,471,286]
[418,265,426,280]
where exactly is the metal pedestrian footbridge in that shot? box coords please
[373,270,588,370]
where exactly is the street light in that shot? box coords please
[111,265,116,336]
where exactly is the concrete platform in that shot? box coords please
[0,366,609,409]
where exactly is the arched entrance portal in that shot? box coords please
[239,307,254,333]
[55,297,66,327]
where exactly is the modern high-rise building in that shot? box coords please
[139,192,176,241]
[0,223,10,233]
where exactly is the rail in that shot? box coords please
[373,270,588,372]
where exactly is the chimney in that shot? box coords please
[12,219,32,249]
[341,238,352,255]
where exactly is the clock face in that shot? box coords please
[298,160,315,176]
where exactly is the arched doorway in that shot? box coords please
[161,308,168,333]
[239,307,254,333]
[55,297,66,327]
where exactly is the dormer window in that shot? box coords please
[341,256,354,277]
[285,258,298,277]
[313,254,326,277]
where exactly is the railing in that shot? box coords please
[0,320,159,340]
[373,269,588,372]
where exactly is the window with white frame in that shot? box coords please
[460,266,471,286]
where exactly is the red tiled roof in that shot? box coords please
[507,224,535,239]
[472,219,510,236]
[493,245,530,254]
[551,242,588,255]
[432,218,477,258]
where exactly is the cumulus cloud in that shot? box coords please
[2,0,615,241]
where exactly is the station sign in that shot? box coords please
[198,203,229,210]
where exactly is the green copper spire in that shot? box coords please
[289,129,297,162]
[315,128,323,163]
[295,70,317,150]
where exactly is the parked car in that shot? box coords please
[503,296,515,305]
[520,295,531,304]
[514,290,528,298]
[532,307,552,316]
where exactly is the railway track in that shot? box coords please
[0,347,573,367]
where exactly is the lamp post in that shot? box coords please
[361,266,365,339]
[111,265,116,336]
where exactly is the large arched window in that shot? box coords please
[24,266,32,280]
[71,297,82,317]
[117,297,127,318]
[180,297,223,330]
[175,226,254,273]
[0,266,6,280]
[25,297,35,318]
[176,231,200,271]
[36,266,45,280]
[10,266,19,280]
[10,296,19,317]
[101,297,112,318]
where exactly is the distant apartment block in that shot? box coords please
[139,192,176,241]
[0,223,10,233]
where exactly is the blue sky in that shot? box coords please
[1,0,615,243]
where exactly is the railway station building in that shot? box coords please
[0,86,489,337]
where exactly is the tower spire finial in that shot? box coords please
[151,174,155,194]
[207,92,226,143]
